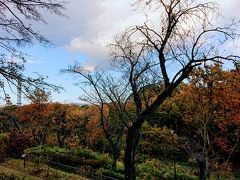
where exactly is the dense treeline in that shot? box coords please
[0,65,239,179]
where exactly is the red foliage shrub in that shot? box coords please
[7,130,34,158]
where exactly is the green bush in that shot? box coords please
[137,160,162,178]
[25,145,112,170]
[116,161,124,174]
[97,168,124,180]
[137,159,198,180]
[177,173,198,180]
[94,138,108,152]
[0,172,18,180]
[139,123,179,158]
[0,133,9,162]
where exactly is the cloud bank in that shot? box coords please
[39,0,240,70]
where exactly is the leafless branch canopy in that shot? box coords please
[0,0,65,47]
[67,0,239,131]
[0,0,65,104]
[109,0,240,123]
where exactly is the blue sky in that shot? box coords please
[10,0,240,104]
[22,46,80,103]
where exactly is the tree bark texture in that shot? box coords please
[124,126,142,180]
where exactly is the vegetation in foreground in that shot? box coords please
[0,158,87,180]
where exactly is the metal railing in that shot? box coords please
[46,160,118,180]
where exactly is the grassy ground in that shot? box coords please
[0,159,88,180]
[0,165,42,180]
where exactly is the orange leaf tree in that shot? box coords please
[176,64,240,179]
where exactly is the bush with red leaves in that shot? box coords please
[7,130,34,158]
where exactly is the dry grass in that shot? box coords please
[0,159,88,180]
[0,165,41,180]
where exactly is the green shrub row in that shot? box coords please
[24,145,112,170]
[96,168,124,180]
[24,146,199,179]
[136,159,198,180]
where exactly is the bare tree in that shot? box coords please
[179,64,240,180]
[65,68,129,171]
[68,0,239,179]
[179,67,217,180]
[0,0,65,103]
[109,0,239,179]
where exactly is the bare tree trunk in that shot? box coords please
[124,126,142,180]
[57,131,63,147]
[89,129,94,149]
[198,160,205,180]
[199,120,209,180]
[112,149,120,171]
[198,158,209,180]
[57,130,70,147]
[112,156,117,172]
[205,157,209,179]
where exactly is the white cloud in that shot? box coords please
[67,38,107,59]
[83,65,95,72]
[64,0,142,70]
[38,0,240,69]
[216,0,240,18]
[26,60,44,64]
[6,55,42,65]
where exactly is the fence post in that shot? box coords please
[21,154,26,168]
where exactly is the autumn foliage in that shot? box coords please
[0,64,239,178]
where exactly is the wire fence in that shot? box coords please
[46,160,118,180]
[24,155,119,180]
